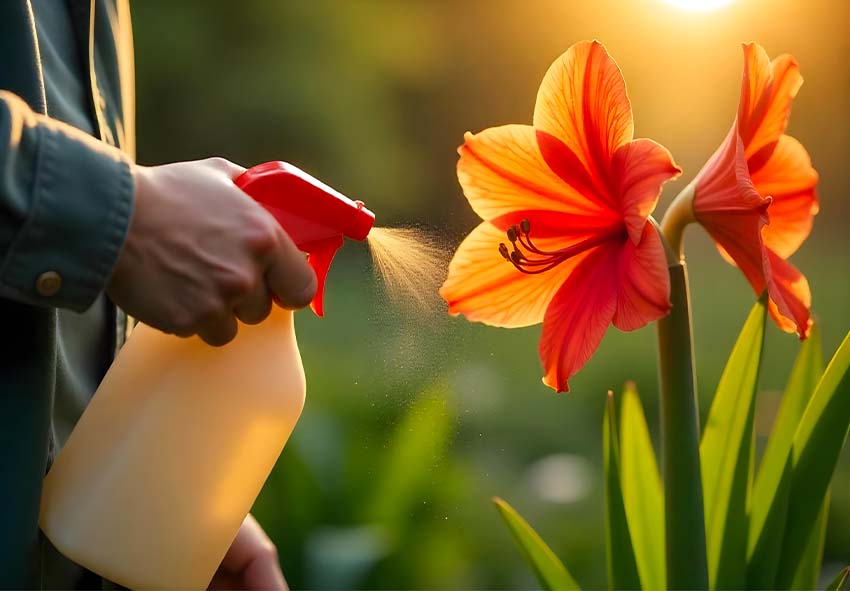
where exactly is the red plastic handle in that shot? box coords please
[234,162,375,316]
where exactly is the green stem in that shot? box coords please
[656,200,708,589]
[659,182,696,262]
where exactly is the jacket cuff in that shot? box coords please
[0,121,134,311]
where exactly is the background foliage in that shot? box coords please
[132,1,849,587]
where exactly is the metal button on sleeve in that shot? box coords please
[36,271,62,296]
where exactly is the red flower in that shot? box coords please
[693,43,819,338]
[440,41,680,392]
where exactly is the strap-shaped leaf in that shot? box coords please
[619,383,665,591]
[364,392,452,532]
[774,332,850,588]
[492,497,580,590]
[747,323,824,588]
[827,566,850,591]
[700,298,766,589]
[604,392,641,590]
[790,492,829,590]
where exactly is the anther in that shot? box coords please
[497,217,625,275]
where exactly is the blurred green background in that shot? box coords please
[132,0,849,587]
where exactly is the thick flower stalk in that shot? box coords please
[440,40,680,392]
[689,42,819,338]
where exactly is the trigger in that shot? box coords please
[304,235,344,317]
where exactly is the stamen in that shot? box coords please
[497,218,624,275]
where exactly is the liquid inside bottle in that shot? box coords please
[40,305,305,589]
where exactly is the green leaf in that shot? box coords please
[619,383,665,591]
[700,298,766,589]
[363,388,452,536]
[747,322,824,588]
[492,497,580,591]
[790,491,830,591]
[774,331,850,588]
[603,392,641,591]
[827,566,850,591]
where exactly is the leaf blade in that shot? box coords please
[775,332,850,587]
[827,566,850,591]
[747,322,825,588]
[492,497,581,591]
[700,299,766,589]
[619,383,665,591]
[604,392,642,591]
[790,491,830,591]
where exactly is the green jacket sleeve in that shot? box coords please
[0,90,134,312]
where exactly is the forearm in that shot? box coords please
[0,91,134,311]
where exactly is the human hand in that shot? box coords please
[208,514,288,590]
[107,158,317,345]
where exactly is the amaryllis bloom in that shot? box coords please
[692,43,818,338]
[440,41,681,392]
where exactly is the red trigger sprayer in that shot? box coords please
[40,162,373,590]
[235,161,375,316]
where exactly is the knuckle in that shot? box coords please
[195,298,227,325]
[220,269,256,299]
[245,212,282,254]
[170,309,198,336]
[202,319,238,347]
[260,541,279,562]
[203,156,230,169]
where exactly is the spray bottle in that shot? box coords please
[39,161,375,589]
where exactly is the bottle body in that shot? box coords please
[40,306,305,590]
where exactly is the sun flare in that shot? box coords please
[664,0,734,11]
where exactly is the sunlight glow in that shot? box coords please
[664,0,734,11]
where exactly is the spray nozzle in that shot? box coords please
[234,161,375,316]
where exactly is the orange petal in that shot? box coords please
[751,134,819,258]
[612,223,671,331]
[533,40,634,189]
[538,244,619,392]
[694,126,770,291]
[738,43,802,161]
[535,129,614,212]
[766,249,812,339]
[611,138,682,244]
[440,221,583,328]
[458,125,608,222]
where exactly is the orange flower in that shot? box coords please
[693,43,819,338]
[440,41,680,392]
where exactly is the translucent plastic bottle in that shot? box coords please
[39,162,374,589]
[40,306,305,589]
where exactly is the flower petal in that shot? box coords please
[535,129,613,212]
[538,244,619,392]
[613,223,671,331]
[440,221,582,328]
[458,125,608,222]
[765,248,812,339]
[694,127,770,288]
[533,40,633,192]
[612,138,682,244]
[751,134,819,258]
[738,43,803,161]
